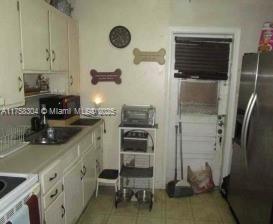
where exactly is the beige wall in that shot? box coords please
[170,0,273,60]
[73,0,273,188]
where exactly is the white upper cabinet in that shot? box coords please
[0,0,25,108]
[50,9,69,72]
[68,18,80,95]
[20,0,51,72]
[20,0,68,73]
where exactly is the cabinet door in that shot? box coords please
[45,193,65,224]
[20,0,50,71]
[50,9,69,72]
[63,160,83,224]
[0,0,24,108]
[82,148,96,207]
[68,18,80,95]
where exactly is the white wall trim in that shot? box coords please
[164,26,241,185]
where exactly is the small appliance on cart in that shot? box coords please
[116,105,157,211]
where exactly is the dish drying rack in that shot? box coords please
[0,126,30,158]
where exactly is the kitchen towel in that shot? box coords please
[8,204,30,224]
[26,195,40,224]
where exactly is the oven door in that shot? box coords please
[0,183,40,224]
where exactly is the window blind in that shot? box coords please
[174,37,232,80]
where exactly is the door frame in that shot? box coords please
[164,26,241,185]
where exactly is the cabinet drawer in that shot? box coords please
[43,181,63,209]
[45,192,65,224]
[78,132,94,155]
[41,160,62,194]
[62,145,79,173]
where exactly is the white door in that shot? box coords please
[20,0,50,71]
[82,148,96,207]
[0,0,24,108]
[63,160,83,224]
[50,9,69,72]
[45,193,65,224]
[68,18,80,94]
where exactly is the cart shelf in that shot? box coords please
[120,166,153,178]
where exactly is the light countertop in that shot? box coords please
[0,120,103,174]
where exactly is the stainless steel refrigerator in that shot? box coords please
[228,52,273,224]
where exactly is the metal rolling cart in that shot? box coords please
[117,124,157,210]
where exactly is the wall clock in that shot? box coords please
[109,26,131,48]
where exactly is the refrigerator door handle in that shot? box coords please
[242,93,257,166]
[241,93,254,147]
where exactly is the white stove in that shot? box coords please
[0,172,39,224]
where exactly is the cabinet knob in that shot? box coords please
[61,205,65,218]
[52,50,56,62]
[80,166,87,180]
[46,49,50,61]
[50,189,58,198]
[49,173,57,181]
[81,165,87,177]
[18,76,23,92]
[70,76,73,86]
[83,165,87,175]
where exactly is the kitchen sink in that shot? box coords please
[27,127,82,145]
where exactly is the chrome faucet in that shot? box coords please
[40,104,48,128]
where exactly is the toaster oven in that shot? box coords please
[121,105,156,127]
[123,131,148,152]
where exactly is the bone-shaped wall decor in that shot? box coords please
[133,48,166,65]
[90,69,122,85]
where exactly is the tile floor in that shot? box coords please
[77,189,236,224]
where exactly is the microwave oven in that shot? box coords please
[39,95,80,120]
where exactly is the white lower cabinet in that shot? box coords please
[41,125,103,224]
[82,147,96,207]
[45,193,65,224]
[63,160,83,224]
